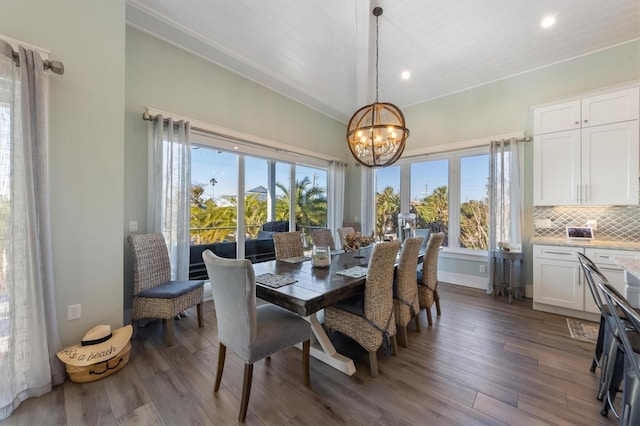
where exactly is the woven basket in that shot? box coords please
[65,342,131,383]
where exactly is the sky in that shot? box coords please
[376,154,489,202]
[192,145,488,202]
[191,146,327,200]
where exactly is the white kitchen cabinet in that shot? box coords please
[533,86,639,206]
[533,245,636,315]
[534,87,639,135]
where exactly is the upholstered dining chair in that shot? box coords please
[324,240,401,377]
[127,233,204,346]
[393,236,423,347]
[312,228,336,251]
[337,226,355,251]
[202,250,311,422]
[273,231,304,260]
[417,232,445,326]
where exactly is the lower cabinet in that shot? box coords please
[533,244,636,315]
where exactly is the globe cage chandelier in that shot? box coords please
[346,7,409,168]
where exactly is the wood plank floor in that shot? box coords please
[2,284,618,425]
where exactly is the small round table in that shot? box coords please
[492,249,525,303]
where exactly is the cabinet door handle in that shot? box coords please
[584,119,589,123]
[574,121,580,125]
[577,184,581,203]
[544,251,573,256]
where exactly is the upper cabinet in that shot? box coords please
[533,87,640,206]
[534,87,640,135]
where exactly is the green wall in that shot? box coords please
[1,0,126,346]
[2,0,638,346]
[124,28,348,315]
[344,40,639,288]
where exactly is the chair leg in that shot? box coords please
[197,303,204,327]
[368,351,378,377]
[390,335,398,356]
[302,339,310,387]
[214,343,226,392]
[166,318,175,346]
[426,307,433,326]
[399,325,408,348]
[435,290,441,316]
[414,315,421,332]
[239,363,254,422]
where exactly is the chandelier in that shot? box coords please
[346,7,409,168]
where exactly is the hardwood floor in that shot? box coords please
[2,284,618,425]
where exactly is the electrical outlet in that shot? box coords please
[586,220,598,231]
[534,219,553,229]
[479,264,487,273]
[67,304,81,320]
[129,221,138,232]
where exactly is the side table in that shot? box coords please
[492,249,525,303]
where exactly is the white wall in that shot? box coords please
[1,0,126,346]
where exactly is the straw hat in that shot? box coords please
[57,324,133,367]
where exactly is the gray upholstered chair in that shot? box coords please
[202,250,311,422]
[417,232,445,326]
[312,228,336,251]
[414,229,431,253]
[273,231,304,260]
[337,226,355,251]
[127,233,204,346]
[324,240,401,377]
[393,237,423,347]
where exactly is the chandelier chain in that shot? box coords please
[375,12,379,103]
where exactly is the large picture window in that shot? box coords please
[189,137,329,255]
[374,147,489,253]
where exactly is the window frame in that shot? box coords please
[373,145,490,259]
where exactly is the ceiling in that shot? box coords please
[126,0,640,123]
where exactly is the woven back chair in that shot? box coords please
[417,232,445,326]
[273,231,304,260]
[337,227,355,251]
[127,234,204,346]
[312,228,336,251]
[202,250,311,422]
[393,237,423,347]
[324,240,401,377]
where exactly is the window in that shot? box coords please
[374,147,489,253]
[189,134,330,257]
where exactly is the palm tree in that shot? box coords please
[210,177,218,199]
[375,186,400,238]
[275,177,327,227]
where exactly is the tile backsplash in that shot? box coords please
[534,206,640,242]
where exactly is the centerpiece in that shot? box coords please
[344,231,376,255]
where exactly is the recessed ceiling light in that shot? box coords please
[541,15,556,28]
[401,71,411,80]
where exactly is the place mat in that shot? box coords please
[566,318,599,344]
[255,273,298,288]
[280,256,311,263]
[336,266,368,278]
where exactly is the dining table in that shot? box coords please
[252,244,423,375]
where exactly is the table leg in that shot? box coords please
[296,310,356,376]
[508,259,514,304]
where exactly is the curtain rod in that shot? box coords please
[142,111,346,166]
[1,39,64,75]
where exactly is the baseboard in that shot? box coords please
[439,271,487,290]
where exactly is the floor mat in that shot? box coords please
[566,318,599,344]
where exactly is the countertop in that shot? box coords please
[532,237,640,252]
[610,257,640,280]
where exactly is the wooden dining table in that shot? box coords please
[252,244,423,375]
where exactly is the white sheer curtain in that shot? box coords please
[148,115,192,280]
[327,161,346,236]
[487,138,523,293]
[360,166,375,235]
[0,43,64,421]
